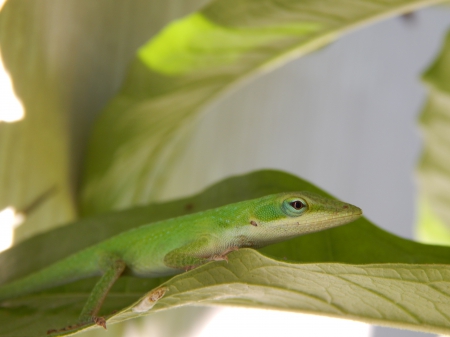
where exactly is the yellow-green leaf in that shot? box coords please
[417,29,450,244]
[81,0,446,216]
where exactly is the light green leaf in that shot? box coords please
[0,0,210,241]
[138,13,320,76]
[81,0,447,216]
[417,29,450,244]
[2,170,450,336]
[416,197,450,245]
[0,1,214,334]
[142,250,450,335]
[0,2,76,240]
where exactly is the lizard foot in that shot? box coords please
[210,246,239,263]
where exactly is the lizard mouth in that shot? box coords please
[296,210,362,228]
[321,211,362,225]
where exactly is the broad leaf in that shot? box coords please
[81,0,447,216]
[139,250,450,336]
[1,170,450,336]
[0,0,210,241]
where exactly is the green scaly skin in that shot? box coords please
[0,191,362,331]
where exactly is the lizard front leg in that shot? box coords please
[163,237,238,271]
[210,246,239,263]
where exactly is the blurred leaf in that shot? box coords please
[81,0,446,216]
[0,0,210,241]
[2,170,450,336]
[416,197,450,245]
[0,1,216,336]
[417,29,450,244]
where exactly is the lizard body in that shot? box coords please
[0,191,362,331]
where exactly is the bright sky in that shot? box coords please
[0,0,24,122]
[0,207,23,252]
[0,51,24,122]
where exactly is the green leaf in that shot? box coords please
[0,2,77,240]
[2,170,450,336]
[0,1,218,334]
[417,29,450,245]
[148,250,450,335]
[0,0,210,241]
[81,0,447,216]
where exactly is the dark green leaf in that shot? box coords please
[1,170,450,336]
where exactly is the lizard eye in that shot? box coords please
[282,197,308,216]
[290,200,305,210]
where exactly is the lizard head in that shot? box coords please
[242,191,362,247]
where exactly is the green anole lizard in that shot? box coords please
[0,191,361,332]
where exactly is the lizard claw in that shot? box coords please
[211,254,228,263]
[211,246,239,263]
[184,265,196,272]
